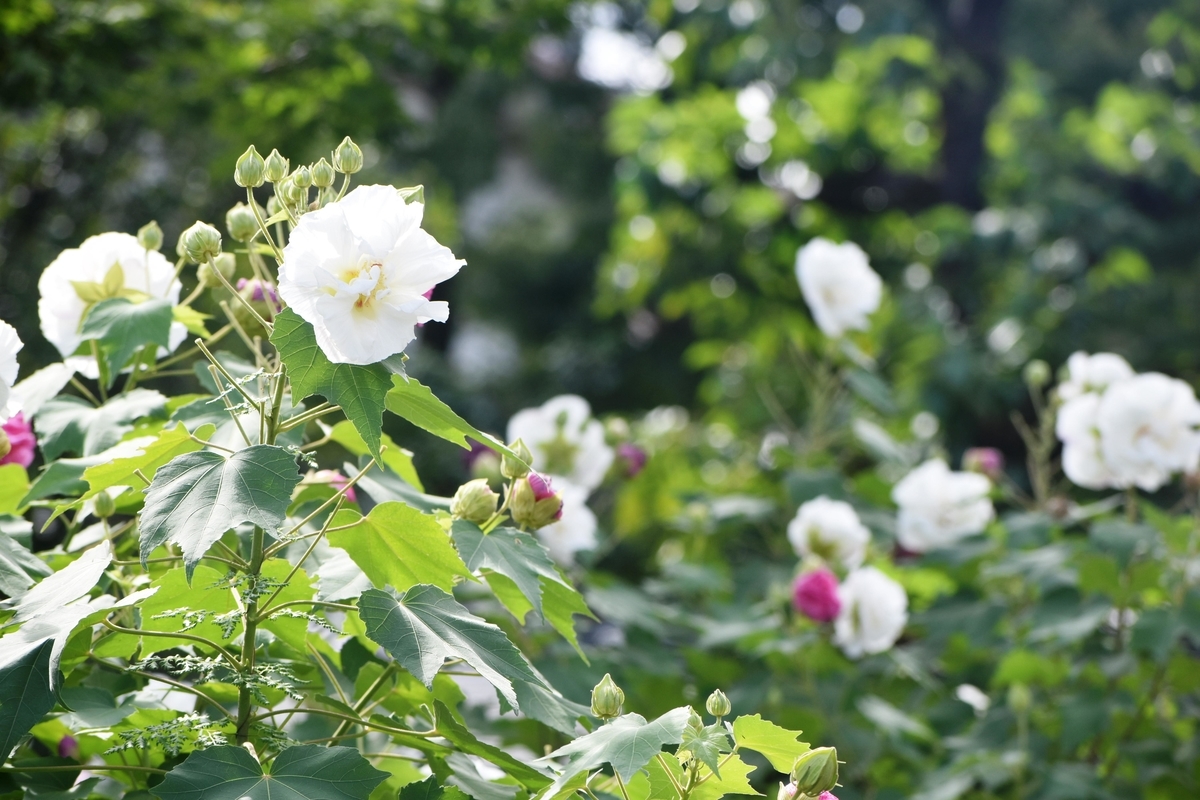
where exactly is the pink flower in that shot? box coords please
[528,472,563,520]
[58,735,80,760]
[819,793,839,800]
[617,443,648,477]
[962,447,1004,479]
[0,413,36,467]
[311,469,357,503]
[237,278,279,305]
[792,568,841,622]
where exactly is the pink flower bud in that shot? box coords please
[792,568,841,622]
[527,472,562,519]
[0,413,36,467]
[819,792,839,800]
[962,447,1004,479]
[58,735,80,760]
[617,443,648,477]
[236,277,279,305]
[311,469,357,503]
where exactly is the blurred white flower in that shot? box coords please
[795,238,883,337]
[536,481,598,565]
[1096,373,1200,491]
[0,319,22,420]
[1057,351,1134,402]
[833,566,908,658]
[1057,393,1118,490]
[892,459,994,552]
[507,395,615,493]
[577,29,672,93]
[786,496,870,570]
[278,185,464,365]
[38,232,186,370]
[955,684,990,716]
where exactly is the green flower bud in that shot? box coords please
[1023,359,1050,390]
[292,165,312,189]
[450,479,500,525]
[501,438,533,480]
[137,220,163,251]
[686,707,704,732]
[334,136,364,174]
[509,473,562,530]
[266,195,282,218]
[94,491,116,519]
[264,148,289,183]
[278,177,305,206]
[790,747,838,797]
[590,674,625,720]
[0,429,10,462]
[198,252,236,288]
[182,221,222,264]
[226,202,260,244]
[235,145,266,188]
[311,157,335,189]
[1007,683,1032,716]
[705,689,731,719]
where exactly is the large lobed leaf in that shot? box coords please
[79,297,174,386]
[327,502,470,593]
[731,714,810,773]
[34,390,166,460]
[451,522,572,620]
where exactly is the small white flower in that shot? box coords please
[506,395,615,493]
[1057,351,1134,402]
[0,319,23,420]
[1056,393,1118,490]
[892,458,993,552]
[955,684,991,716]
[795,237,883,337]
[1095,372,1200,491]
[786,495,870,570]
[278,185,465,365]
[834,566,908,658]
[38,232,186,369]
[536,481,598,565]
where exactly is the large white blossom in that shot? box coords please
[506,395,615,493]
[536,481,597,565]
[892,458,994,552]
[38,232,186,369]
[1096,373,1200,491]
[794,237,883,338]
[0,319,21,420]
[786,496,870,570]
[1057,393,1118,490]
[833,567,908,658]
[278,185,465,365]
[1056,351,1134,402]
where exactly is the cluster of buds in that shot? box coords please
[236,137,364,219]
[448,438,562,531]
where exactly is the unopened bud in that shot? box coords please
[264,149,289,183]
[450,479,500,525]
[1023,359,1050,390]
[1007,683,1032,716]
[235,145,266,188]
[333,136,364,174]
[962,447,1004,480]
[591,673,625,719]
[278,177,305,206]
[182,221,222,264]
[0,429,10,461]
[686,707,704,731]
[705,689,731,719]
[226,202,260,243]
[311,157,335,189]
[510,473,563,530]
[94,491,116,519]
[266,195,282,218]
[137,220,163,251]
[791,747,838,797]
[198,252,236,287]
[501,439,533,480]
[776,783,799,800]
[292,165,312,189]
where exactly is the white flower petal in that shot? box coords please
[795,238,883,338]
[892,458,993,552]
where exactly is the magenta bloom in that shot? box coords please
[0,413,36,467]
[528,472,563,520]
[962,447,1004,479]
[617,443,648,477]
[58,735,80,760]
[792,568,841,622]
[237,278,279,305]
[312,469,357,503]
[819,793,839,800]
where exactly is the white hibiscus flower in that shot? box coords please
[786,495,870,570]
[0,319,23,420]
[506,394,615,493]
[1056,351,1134,402]
[535,481,598,566]
[1095,373,1200,491]
[277,185,465,365]
[38,232,186,372]
[1056,393,1118,490]
[794,237,883,338]
[833,566,908,658]
[892,458,994,552]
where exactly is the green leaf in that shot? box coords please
[329,420,423,491]
[34,390,166,459]
[328,502,471,593]
[80,297,174,384]
[509,676,592,736]
[0,532,51,598]
[139,565,239,655]
[451,522,571,619]
[645,751,760,800]
[433,700,552,788]
[271,308,392,460]
[172,304,212,337]
[0,639,56,760]
[445,753,519,800]
[399,776,470,800]
[150,744,388,800]
[0,464,30,515]
[535,707,691,793]
[542,577,594,659]
[680,723,731,777]
[358,585,541,708]
[731,714,810,773]
[384,375,522,464]
[139,444,302,577]
[259,559,316,651]
[80,422,215,504]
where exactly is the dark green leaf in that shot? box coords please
[271,308,392,460]
[451,522,571,619]
[79,297,173,385]
[34,390,166,459]
[0,532,51,598]
[139,445,301,576]
[535,707,691,792]
[445,753,519,800]
[0,639,56,760]
[433,700,551,788]
[150,744,388,800]
[398,776,470,800]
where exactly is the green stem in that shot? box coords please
[235,525,265,745]
[265,365,288,444]
[248,188,284,262]
[206,256,272,331]
[101,619,239,669]
[655,754,687,798]
[330,664,398,739]
[90,341,110,402]
[613,771,633,800]
[0,765,166,775]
